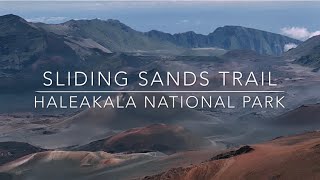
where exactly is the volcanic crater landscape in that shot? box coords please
[0,13,320,180]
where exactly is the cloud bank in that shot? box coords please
[281,27,320,41]
[284,43,298,52]
[26,17,68,24]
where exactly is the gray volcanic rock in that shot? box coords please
[145,30,208,48]
[0,14,117,91]
[0,14,82,76]
[286,35,320,57]
[209,145,253,160]
[0,173,13,180]
[270,104,320,126]
[0,141,45,165]
[286,35,320,69]
[207,26,301,56]
[0,14,47,73]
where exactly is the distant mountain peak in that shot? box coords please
[287,35,320,70]
[0,14,303,56]
[0,14,25,21]
[0,14,29,26]
[208,25,301,55]
[211,25,292,38]
[61,18,134,35]
[64,18,128,26]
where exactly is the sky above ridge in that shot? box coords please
[0,1,320,40]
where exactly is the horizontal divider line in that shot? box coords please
[35,90,285,93]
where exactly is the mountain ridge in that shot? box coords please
[285,35,320,70]
[0,14,301,56]
[145,25,301,55]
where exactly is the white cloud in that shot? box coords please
[281,27,320,41]
[176,19,190,25]
[26,16,68,24]
[284,43,298,52]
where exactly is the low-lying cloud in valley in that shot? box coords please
[26,16,69,24]
[284,43,298,52]
[281,27,320,41]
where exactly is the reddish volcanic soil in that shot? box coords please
[77,123,211,154]
[143,131,320,180]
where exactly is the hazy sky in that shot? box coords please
[1,1,320,39]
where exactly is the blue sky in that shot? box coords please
[1,1,320,40]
